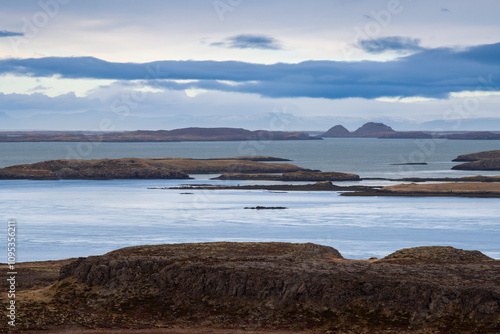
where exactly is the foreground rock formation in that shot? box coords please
[0,157,309,180]
[2,242,498,333]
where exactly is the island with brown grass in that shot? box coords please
[1,242,499,333]
[342,182,500,198]
[0,157,311,180]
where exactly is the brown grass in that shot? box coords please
[381,182,500,193]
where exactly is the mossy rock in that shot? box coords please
[381,246,494,264]
[105,241,343,261]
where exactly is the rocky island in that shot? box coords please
[1,242,498,333]
[0,157,310,180]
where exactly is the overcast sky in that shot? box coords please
[0,0,499,131]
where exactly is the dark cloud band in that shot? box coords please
[357,36,425,54]
[210,34,282,50]
[0,42,498,100]
[0,30,24,37]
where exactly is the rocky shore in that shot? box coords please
[162,180,374,192]
[1,242,499,333]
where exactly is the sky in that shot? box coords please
[0,0,499,131]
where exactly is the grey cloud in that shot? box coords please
[0,30,24,37]
[357,36,425,54]
[0,42,498,100]
[210,34,282,50]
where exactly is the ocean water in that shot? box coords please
[1,139,500,261]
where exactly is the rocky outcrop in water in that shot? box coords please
[453,149,500,162]
[281,171,360,181]
[0,157,310,180]
[0,158,190,180]
[453,157,500,170]
[452,150,500,170]
[213,171,360,181]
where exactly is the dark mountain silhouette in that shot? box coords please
[321,122,395,137]
[352,122,395,136]
[322,124,351,137]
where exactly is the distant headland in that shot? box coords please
[1,122,500,142]
[0,127,319,142]
[322,122,500,139]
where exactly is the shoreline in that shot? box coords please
[160,180,500,198]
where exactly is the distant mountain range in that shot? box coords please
[322,122,500,140]
[2,109,500,132]
[0,127,319,142]
[0,122,499,142]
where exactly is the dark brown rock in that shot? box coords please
[0,158,190,180]
[3,242,500,332]
[52,242,500,333]
[380,246,494,264]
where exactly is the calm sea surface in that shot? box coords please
[1,138,499,261]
